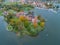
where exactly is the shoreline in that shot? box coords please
[35,7,57,13]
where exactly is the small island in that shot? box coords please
[0,2,45,37]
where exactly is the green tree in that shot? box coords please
[0,0,4,2]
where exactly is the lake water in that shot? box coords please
[0,8,60,45]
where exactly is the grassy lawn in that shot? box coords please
[0,11,3,16]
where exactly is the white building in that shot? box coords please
[20,0,25,4]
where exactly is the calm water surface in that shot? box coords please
[0,8,60,45]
